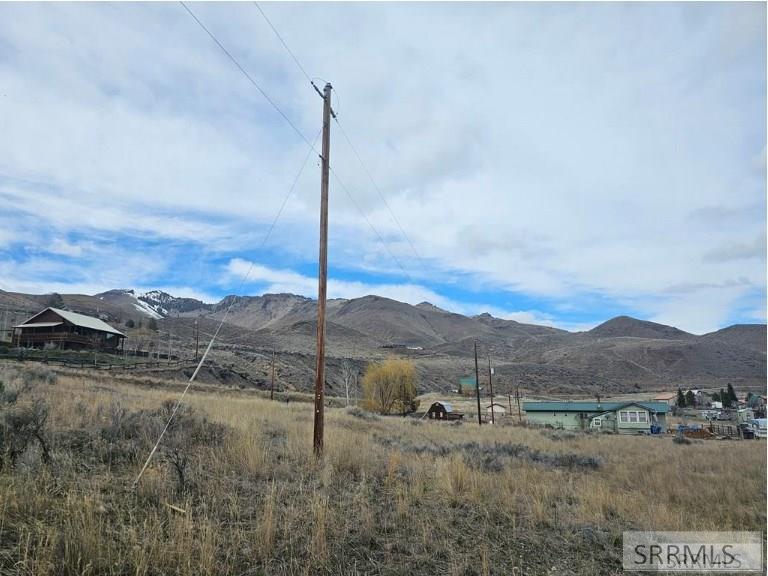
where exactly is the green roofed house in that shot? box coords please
[458,376,477,396]
[522,401,669,434]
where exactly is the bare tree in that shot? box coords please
[340,358,357,407]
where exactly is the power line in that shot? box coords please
[185,0,424,287]
[249,1,427,279]
[333,117,427,270]
[250,2,425,275]
[252,2,313,85]
[180,1,316,152]
[328,167,414,283]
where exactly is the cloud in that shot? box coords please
[703,234,766,262]
[0,3,764,333]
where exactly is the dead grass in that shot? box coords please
[0,362,764,575]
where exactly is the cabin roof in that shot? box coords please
[17,307,126,337]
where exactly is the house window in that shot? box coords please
[620,411,629,423]
[629,412,638,423]
[638,412,648,423]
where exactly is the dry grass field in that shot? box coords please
[0,362,764,575]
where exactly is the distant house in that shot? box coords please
[458,376,478,395]
[486,403,507,419]
[522,401,669,434]
[13,307,126,351]
[427,401,464,421]
[653,392,677,406]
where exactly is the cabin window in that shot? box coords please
[620,411,628,423]
[629,412,638,423]
[638,412,648,423]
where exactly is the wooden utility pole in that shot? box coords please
[270,345,276,401]
[488,355,495,424]
[313,82,332,456]
[194,317,199,361]
[516,384,522,423]
[474,340,482,426]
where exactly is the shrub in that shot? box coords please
[361,359,418,415]
[1,398,52,468]
[345,406,380,421]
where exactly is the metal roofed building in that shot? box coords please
[522,401,669,434]
[427,401,464,421]
[13,307,126,351]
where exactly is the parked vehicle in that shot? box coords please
[749,419,767,439]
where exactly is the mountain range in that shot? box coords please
[1,288,765,396]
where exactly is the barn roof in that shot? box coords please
[17,307,126,337]
[431,401,454,412]
[522,401,670,414]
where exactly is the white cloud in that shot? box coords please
[0,3,764,332]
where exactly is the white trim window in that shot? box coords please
[619,409,649,424]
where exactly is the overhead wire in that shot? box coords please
[180,1,317,152]
[249,1,427,281]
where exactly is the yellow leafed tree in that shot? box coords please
[361,358,418,415]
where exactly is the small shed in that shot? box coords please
[486,403,507,418]
[653,392,677,406]
[427,401,464,421]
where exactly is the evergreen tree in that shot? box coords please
[727,383,738,404]
[46,292,65,309]
[720,388,732,408]
[685,390,695,407]
[676,388,686,408]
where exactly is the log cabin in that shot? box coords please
[13,307,126,351]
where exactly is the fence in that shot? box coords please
[0,351,195,372]
[709,422,741,438]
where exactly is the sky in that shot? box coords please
[0,2,765,334]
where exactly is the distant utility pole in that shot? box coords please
[313,82,333,456]
[474,340,482,426]
[515,384,522,423]
[194,317,199,361]
[488,355,495,425]
[270,345,276,401]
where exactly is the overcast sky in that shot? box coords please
[0,2,765,333]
